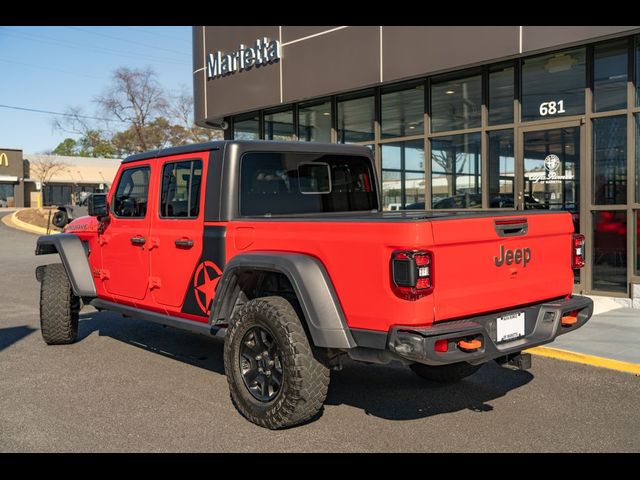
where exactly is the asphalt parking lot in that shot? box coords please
[1,214,639,452]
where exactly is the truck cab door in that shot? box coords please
[99,163,153,300]
[149,153,214,318]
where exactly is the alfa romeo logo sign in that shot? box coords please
[544,154,560,173]
[530,153,572,184]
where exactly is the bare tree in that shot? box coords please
[95,67,168,152]
[30,156,69,185]
[167,87,223,144]
[29,156,70,209]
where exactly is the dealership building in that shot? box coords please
[193,26,640,302]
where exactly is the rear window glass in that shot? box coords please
[298,163,331,194]
[240,152,377,215]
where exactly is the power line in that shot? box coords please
[0,103,125,123]
[0,28,190,67]
[68,26,189,57]
[127,26,192,45]
[0,57,104,80]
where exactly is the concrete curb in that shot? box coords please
[527,346,640,375]
[2,209,60,236]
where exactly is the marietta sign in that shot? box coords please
[206,38,281,80]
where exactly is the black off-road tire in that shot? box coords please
[410,361,482,383]
[39,263,80,345]
[52,210,69,228]
[223,296,330,429]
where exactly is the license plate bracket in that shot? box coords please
[496,311,525,343]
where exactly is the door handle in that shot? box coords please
[175,238,194,248]
[130,236,146,246]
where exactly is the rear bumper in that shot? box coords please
[354,295,593,366]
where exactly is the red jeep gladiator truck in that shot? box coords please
[35,140,593,429]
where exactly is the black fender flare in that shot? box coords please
[210,252,356,349]
[35,234,96,297]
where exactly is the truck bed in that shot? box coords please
[229,210,575,330]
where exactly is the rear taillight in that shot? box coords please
[572,234,585,269]
[391,250,434,301]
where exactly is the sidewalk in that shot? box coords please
[546,307,639,364]
[528,305,640,374]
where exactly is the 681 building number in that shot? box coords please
[539,100,566,116]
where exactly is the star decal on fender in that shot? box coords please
[193,260,222,315]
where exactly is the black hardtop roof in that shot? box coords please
[121,140,373,164]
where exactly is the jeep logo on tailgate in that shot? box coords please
[494,246,531,267]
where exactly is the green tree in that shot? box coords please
[52,138,78,156]
[77,130,117,158]
[110,117,178,156]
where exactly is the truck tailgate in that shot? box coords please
[429,213,575,321]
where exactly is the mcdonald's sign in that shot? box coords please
[0,152,8,167]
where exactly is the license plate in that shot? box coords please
[496,311,525,343]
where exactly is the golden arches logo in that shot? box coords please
[0,153,8,167]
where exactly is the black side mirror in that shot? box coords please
[88,193,108,218]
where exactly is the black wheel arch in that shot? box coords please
[210,252,356,350]
[35,234,96,297]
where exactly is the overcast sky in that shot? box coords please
[0,26,192,154]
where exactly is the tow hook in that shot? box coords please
[496,352,532,370]
[457,338,482,352]
[561,315,578,327]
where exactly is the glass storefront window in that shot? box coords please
[264,109,294,141]
[233,113,260,140]
[405,171,425,208]
[636,114,640,203]
[381,144,401,170]
[593,116,627,205]
[337,95,375,143]
[381,141,425,210]
[431,133,482,208]
[636,36,640,107]
[521,48,586,122]
[523,127,580,212]
[636,211,640,276]
[593,41,628,112]
[592,210,627,292]
[0,183,14,207]
[298,100,331,142]
[488,130,515,208]
[489,65,514,125]
[381,170,401,210]
[381,84,424,138]
[431,74,481,132]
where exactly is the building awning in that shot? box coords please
[0,175,18,182]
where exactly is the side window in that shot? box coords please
[112,166,150,218]
[160,159,203,218]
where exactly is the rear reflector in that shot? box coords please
[434,339,448,352]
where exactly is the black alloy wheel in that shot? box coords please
[239,326,284,402]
